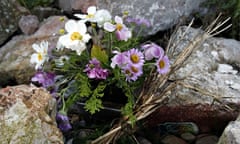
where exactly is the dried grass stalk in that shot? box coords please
[91,15,231,144]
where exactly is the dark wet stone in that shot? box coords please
[161,135,188,144]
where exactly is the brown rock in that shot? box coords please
[0,85,63,144]
[0,16,68,86]
[19,15,39,35]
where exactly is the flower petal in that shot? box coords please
[87,6,97,15]
[76,21,87,34]
[115,16,123,24]
[82,33,91,43]
[74,14,87,19]
[65,20,77,32]
[104,22,116,32]
[32,43,41,52]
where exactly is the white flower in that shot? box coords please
[57,20,91,55]
[30,41,49,70]
[74,6,112,28]
[74,6,97,23]
[94,9,112,27]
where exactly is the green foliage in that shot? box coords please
[202,0,240,40]
[17,0,54,9]
[91,45,109,65]
[84,82,106,114]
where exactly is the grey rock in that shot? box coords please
[0,85,63,144]
[57,0,96,13]
[32,6,61,21]
[169,27,240,106]
[0,0,23,45]
[97,0,207,35]
[147,26,240,133]
[218,115,240,144]
[0,16,68,86]
[18,15,40,35]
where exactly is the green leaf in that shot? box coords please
[84,96,103,114]
[91,45,109,65]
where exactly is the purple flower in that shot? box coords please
[127,48,145,67]
[126,17,151,27]
[31,71,55,88]
[110,51,128,68]
[123,64,143,82]
[84,58,109,80]
[142,43,164,61]
[104,16,132,41]
[156,55,170,74]
[56,112,72,132]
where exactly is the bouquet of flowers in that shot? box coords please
[30,5,170,132]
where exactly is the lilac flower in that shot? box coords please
[142,43,164,61]
[84,58,109,80]
[156,55,170,74]
[126,17,151,27]
[123,64,143,82]
[127,48,145,67]
[31,71,55,88]
[104,16,132,41]
[110,51,128,68]
[56,112,72,132]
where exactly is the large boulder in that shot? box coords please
[0,16,68,86]
[97,0,207,35]
[147,26,240,133]
[57,0,207,35]
[0,85,63,144]
[0,0,29,45]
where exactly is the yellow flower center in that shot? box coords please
[131,66,138,73]
[130,54,140,63]
[86,14,94,18]
[116,23,123,31]
[38,53,43,61]
[159,60,165,69]
[71,32,82,41]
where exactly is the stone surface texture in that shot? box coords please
[0,16,68,86]
[57,0,207,35]
[218,115,240,144]
[0,85,63,144]
[147,26,240,133]
[18,15,40,35]
[57,0,96,13]
[0,0,29,45]
[97,0,207,35]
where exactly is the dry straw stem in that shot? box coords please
[91,15,231,144]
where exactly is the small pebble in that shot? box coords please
[195,134,218,144]
[161,135,188,144]
[181,132,196,142]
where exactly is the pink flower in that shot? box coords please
[123,64,143,82]
[110,51,128,68]
[142,43,164,61]
[127,48,145,67]
[104,16,132,41]
[84,58,109,80]
[156,55,170,74]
